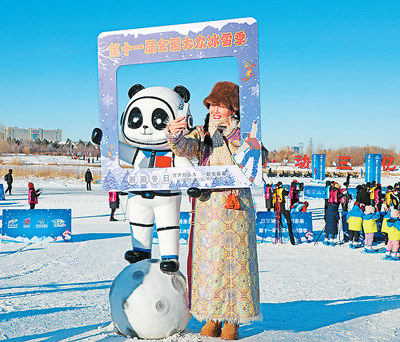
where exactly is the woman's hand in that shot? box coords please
[168,116,187,134]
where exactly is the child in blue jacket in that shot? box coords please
[324,203,340,246]
[346,202,363,248]
[386,209,400,260]
[362,205,381,253]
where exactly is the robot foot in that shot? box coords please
[124,250,151,264]
[160,259,180,274]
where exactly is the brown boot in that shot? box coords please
[221,322,239,340]
[200,320,222,337]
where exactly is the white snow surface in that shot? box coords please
[1,158,400,341]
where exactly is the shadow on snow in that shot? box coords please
[0,280,113,300]
[72,232,130,242]
[240,295,400,336]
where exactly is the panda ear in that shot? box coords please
[128,84,145,99]
[173,85,190,103]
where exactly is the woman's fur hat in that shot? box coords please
[203,81,239,113]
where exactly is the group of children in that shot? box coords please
[323,181,400,261]
[346,202,400,260]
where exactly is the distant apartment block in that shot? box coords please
[2,127,62,142]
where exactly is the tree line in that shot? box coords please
[0,138,99,156]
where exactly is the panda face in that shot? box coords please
[122,97,174,149]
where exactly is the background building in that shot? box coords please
[2,127,62,142]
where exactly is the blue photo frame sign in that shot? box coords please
[97,18,262,191]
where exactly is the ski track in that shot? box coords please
[0,242,84,281]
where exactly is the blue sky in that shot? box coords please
[1,1,399,151]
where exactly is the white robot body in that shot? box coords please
[119,84,192,263]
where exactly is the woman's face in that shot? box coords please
[209,104,235,120]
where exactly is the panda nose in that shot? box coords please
[143,125,149,129]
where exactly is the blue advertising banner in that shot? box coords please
[2,209,72,243]
[256,211,313,244]
[153,211,313,245]
[312,154,326,181]
[304,186,357,200]
[365,154,382,184]
[0,184,4,200]
[304,185,326,199]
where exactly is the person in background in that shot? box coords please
[346,173,351,186]
[28,182,41,209]
[109,191,120,221]
[264,179,274,211]
[328,182,342,206]
[386,209,400,260]
[290,201,309,212]
[324,180,331,211]
[346,202,363,249]
[4,169,13,195]
[356,184,370,208]
[276,181,289,212]
[392,187,400,210]
[374,184,384,212]
[362,205,380,253]
[385,185,399,211]
[85,168,93,190]
[380,209,392,250]
[369,181,377,206]
[339,182,352,212]
[289,179,300,207]
[324,203,340,246]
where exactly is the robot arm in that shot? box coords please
[119,141,138,165]
[173,155,193,167]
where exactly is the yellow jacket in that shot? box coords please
[381,218,390,234]
[385,192,392,207]
[362,212,380,233]
[369,186,376,200]
[388,224,400,241]
[276,188,284,203]
[347,216,363,232]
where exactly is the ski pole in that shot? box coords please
[314,226,326,245]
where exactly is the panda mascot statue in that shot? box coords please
[93,84,193,274]
[93,85,193,339]
[119,84,193,273]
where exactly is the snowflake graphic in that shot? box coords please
[98,41,123,70]
[250,84,259,97]
[102,94,114,108]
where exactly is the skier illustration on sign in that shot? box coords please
[233,120,261,183]
[62,229,72,241]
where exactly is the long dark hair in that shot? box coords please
[203,114,212,147]
[203,112,240,147]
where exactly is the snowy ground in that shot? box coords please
[1,167,400,341]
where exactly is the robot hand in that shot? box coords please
[92,128,102,145]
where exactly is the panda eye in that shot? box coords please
[127,107,143,129]
[152,108,169,130]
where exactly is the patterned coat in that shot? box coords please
[167,125,262,324]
